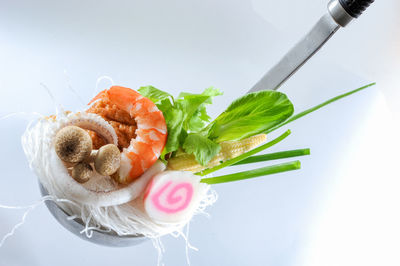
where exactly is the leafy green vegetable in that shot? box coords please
[207,90,294,142]
[178,87,223,101]
[138,86,172,104]
[140,86,294,166]
[182,133,221,166]
[176,88,223,131]
[163,108,184,153]
[156,98,174,114]
[187,106,210,132]
[139,86,222,163]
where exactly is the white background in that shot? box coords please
[0,0,399,265]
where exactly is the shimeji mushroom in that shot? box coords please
[72,162,93,183]
[93,144,121,176]
[54,126,121,183]
[54,126,92,163]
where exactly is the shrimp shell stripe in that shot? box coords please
[89,86,168,184]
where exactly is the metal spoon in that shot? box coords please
[39,183,146,247]
[42,0,374,247]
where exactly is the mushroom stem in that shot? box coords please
[86,150,98,163]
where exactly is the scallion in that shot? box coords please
[201,161,301,184]
[232,148,310,166]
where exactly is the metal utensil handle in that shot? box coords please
[248,0,374,93]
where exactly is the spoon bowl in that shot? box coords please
[39,183,148,247]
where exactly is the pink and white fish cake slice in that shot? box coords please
[144,170,208,223]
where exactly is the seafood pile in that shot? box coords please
[22,83,374,239]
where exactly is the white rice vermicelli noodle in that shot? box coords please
[22,111,217,238]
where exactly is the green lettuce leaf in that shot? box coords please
[187,106,211,132]
[138,86,172,104]
[163,108,184,154]
[176,95,210,123]
[182,133,221,166]
[139,86,222,165]
[155,98,173,114]
[176,87,223,132]
[208,90,294,142]
[178,87,223,102]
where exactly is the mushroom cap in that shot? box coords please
[72,162,93,183]
[94,144,121,176]
[55,126,93,163]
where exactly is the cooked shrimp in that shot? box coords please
[87,95,138,150]
[89,86,168,184]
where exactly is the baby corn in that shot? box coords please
[167,134,267,172]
